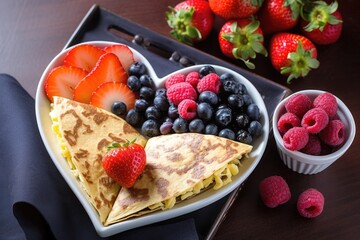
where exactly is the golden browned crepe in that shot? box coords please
[50,96,147,224]
[105,133,252,225]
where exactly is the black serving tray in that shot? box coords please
[64,5,291,240]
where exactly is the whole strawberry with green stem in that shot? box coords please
[300,0,343,45]
[209,0,264,19]
[269,32,319,83]
[102,140,146,188]
[257,0,304,35]
[166,0,214,45]
[219,18,268,69]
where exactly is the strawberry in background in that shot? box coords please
[300,0,343,45]
[218,18,268,69]
[257,0,304,35]
[209,0,264,19]
[166,0,214,45]
[269,32,319,83]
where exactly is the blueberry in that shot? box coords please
[139,86,155,101]
[246,103,260,120]
[220,73,240,94]
[139,74,154,88]
[242,94,253,106]
[127,75,141,92]
[145,105,161,120]
[227,94,244,109]
[215,107,232,127]
[235,113,250,129]
[172,118,188,133]
[198,91,219,106]
[205,123,218,135]
[134,99,149,112]
[111,101,127,117]
[218,128,235,140]
[199,65,216,76]
[236,129,253,144]
[248,120,262,137]
[153,95,169,112]
[197,102,213,121]
[216,104,228,111]
[129,62,147,77]
[238,83,248,95]
[160,121,173,135]
[189,119,205,133]
[168,105,179,119]
[126,109,141,127]
[155,88,167,97]
[141,119,160,137]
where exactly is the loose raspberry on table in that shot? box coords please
[166,82,197,105]
[319,119,345,146]
[259,176,291,208]
[297,188,325,218]
[178,99,198,120]
[283,127,309,151]
[301,107,329,134]
[277,112,301,134]
[313,92,338,118]
[165,73,186,89]
[197,73,221,94]
[185,71,200,88]
[285,93,312,118]
[301,134,322,155]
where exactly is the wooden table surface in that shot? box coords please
[1,1,359,239]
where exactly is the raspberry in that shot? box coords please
[301,107,329,134]
[301,134,322,155]
[297,188,325,218]
[285,93,312,118]
[259,176,291,208]
[319,119,345,146]
[185,71,200,88]
[313,92,338,118]
[178,99,198,120]
[283,127,309,151]
[197,73,221,94]
[165,73,186,89]
[166,82,197,105]
[277,112,301,134]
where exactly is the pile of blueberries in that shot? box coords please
[112,63,263,144]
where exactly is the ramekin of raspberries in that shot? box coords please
[272,90,356,175]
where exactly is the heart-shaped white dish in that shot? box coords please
[35,41,269,237]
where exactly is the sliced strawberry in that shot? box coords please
[103,44,135,72]
[63,44,105,72]
[44,65,88,102]
[90,81,136,112]
[73,53,128,103]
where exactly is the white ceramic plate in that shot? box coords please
[35,41,269,237]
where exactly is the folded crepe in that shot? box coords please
[50,96,147,224]
[105,133,252,225]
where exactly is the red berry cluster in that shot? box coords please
[277,92,346,155]
[259,176,325,218]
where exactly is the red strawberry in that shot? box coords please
[166,0,214,45]
[209,0,263,19]
[300,1,343,45]
[102,141,146,188]
[103,44,135,72]
[269,32,320,83]
[90,81,136,112]
[258,0,302,35]
[73,53,128,103]
[218,18,267,69]
[44,65,88,102]
[63,44,105,72]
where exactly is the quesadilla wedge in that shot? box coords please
[105,133,252,225]
[50,96,147,224]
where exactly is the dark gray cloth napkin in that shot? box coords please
[0,74,201,240]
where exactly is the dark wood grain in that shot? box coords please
[1,0,359,239]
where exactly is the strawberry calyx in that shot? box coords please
[106,139,136,151]
[284,0,303,20]
[251,0,264,7]
[281,40,320,83]
[166,6,201,45]
[221,19,267,69]
[301,0,342,32]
